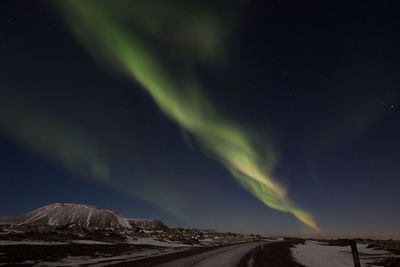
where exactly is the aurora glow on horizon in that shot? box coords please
[52,0,319,231]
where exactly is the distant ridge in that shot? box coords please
[1,203,167,230]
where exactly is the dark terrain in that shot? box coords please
[1,204,399,266]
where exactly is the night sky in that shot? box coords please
[1,0,400,238]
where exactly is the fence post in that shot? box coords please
[350,240,361,267]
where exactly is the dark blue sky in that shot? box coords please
[1,0,399,237]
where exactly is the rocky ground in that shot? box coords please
[0,224,260,244]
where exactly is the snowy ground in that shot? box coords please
[291,240,399,267]
[0,238,190,247]
[33,247,189,266]
[128,237,194,247]
[0,238,192,266]
[0,237,205,266]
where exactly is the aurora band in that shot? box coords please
[54,0,319,232]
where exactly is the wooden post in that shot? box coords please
[260,239,263,251]
[350,240,361,267]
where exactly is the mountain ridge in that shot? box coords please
[1,203,167,230]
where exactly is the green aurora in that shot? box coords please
[52,0,319,231]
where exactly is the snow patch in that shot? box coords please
[0,240,68,246]
[70,240,112,245]
[86,209,92,227]
[291,240,398,267]
[129,237,192,247]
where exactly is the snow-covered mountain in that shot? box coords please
[1,203,167,230]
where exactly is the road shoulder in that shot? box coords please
[239,239,306,267]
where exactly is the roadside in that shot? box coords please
[239,239,305,267]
